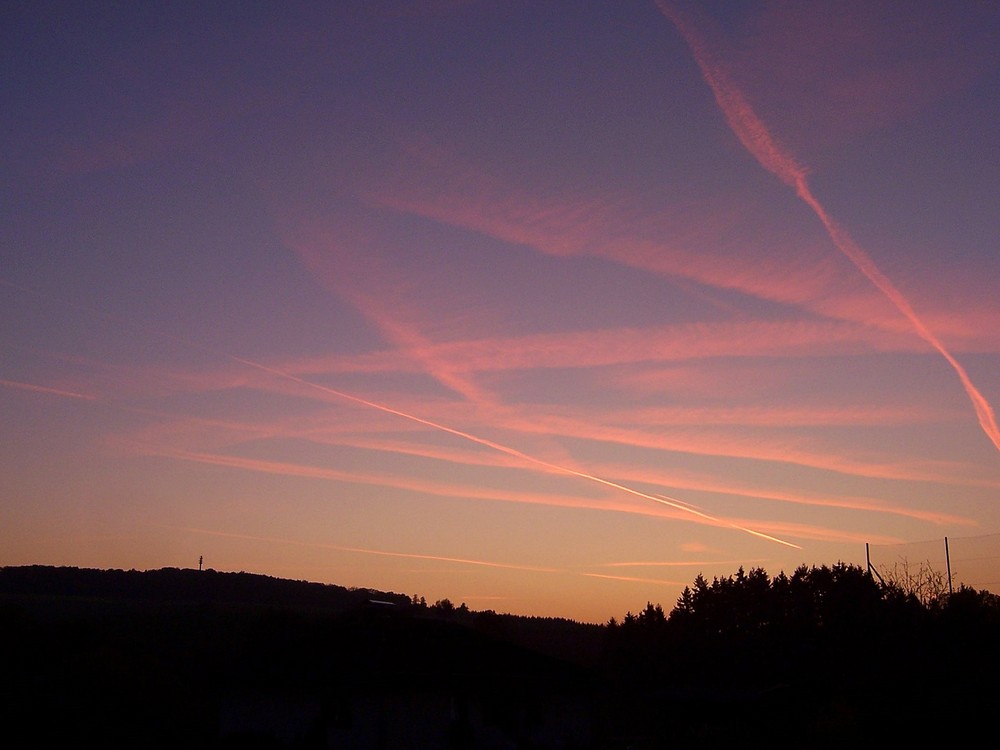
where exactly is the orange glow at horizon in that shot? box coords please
[173,526,565,574]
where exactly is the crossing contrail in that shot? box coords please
[2,276,801,548]
[657,1,1000,455]
[227,354,802,549]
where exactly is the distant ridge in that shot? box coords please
[0,564,604,665]
[0,564,412,612]
[0,565,604,747]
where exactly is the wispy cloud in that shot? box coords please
[175,526,563,574]
[657,0,1000,455]
[180,351,807,547]
[113,390,980,532]
[599,559,765,568]
[293,237,497,406]
[253,317,936,383]
[146,445,810,543]
[582,572,688,585]
[490,407,987,486]
[360,131,1000,360]
[363,153,911,335]
[97,337,989,499]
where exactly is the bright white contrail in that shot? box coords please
[1,276,801,548]
[657,1,1000,455]
[228,354,802,549]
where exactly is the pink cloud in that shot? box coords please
[659,0,1000,455]
[342,126,1000,366]
[363,141,996,350]
[112,387,987,525]
[490,406,990,487]
[290,223,499,407]
[580,460,977,527]
[143,446,748,531]
[255,306,947,385]
[100,342,985,490]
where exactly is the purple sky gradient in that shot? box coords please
[3,1,999,622]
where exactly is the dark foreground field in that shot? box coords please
[1,564,996,748]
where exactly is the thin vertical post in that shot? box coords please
[866,542,885,586]
[944,538,952,596]
[199,555,203,572]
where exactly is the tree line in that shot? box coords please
[599,562,1000,746]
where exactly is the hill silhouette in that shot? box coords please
[2,563,997,748]
[0,564,410,612]
[0,565,603,748]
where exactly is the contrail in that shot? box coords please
[2,276,801,548]
[173,526,563,573]
[173,526,704,586]
[228,354,802,549]
[0,378,96,400]
[657,1,1000,455]
[583,572,688,585]
[601,558,766,568]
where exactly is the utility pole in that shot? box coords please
[199,555,203,572]
[944,538,952,596]
[866,543,885,586]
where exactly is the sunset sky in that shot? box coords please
[3,0,1000,623]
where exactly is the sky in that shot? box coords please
[3,0,1000,623]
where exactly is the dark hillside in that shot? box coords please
[2,563,997,748]
[0,566,605,748]
[0,565,408,611]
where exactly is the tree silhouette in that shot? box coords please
[601,562,1000,745]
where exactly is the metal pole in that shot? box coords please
[944,537,952,596]
[866,542,885,586]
